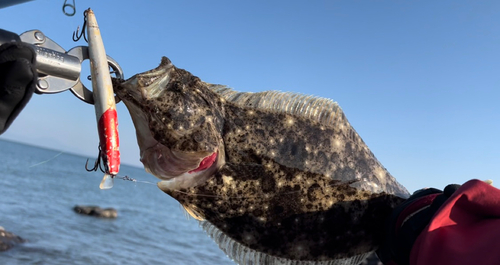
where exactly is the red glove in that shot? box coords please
[376,184,461,265]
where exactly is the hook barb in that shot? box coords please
[85,147,105,173]
[72,10,88,42]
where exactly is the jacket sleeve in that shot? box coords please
[410,179,500,265]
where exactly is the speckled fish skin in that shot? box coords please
[114,57,409,263]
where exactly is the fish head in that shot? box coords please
[114,57,225,189]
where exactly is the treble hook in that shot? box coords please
[62,0,76,16]
[85,146,106,173]
[72,10,88,42]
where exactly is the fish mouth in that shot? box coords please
[188,151,218,173]
[141,141,220,190]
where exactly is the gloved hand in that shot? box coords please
[0,29,37,134]
[376,183,462,265]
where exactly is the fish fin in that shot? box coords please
[200,221,372,265]
[207,84,412,197]
[181,204,205,221]
[207,84,350,133]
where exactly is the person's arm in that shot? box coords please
[377,179,500,265]
[0,29,37,134]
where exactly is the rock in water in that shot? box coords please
[73,205,118,218]
[0,227,25,251]
[114,57,409,265]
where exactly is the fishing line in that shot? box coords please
[96,172,160,190]
[167,183,313,199]
[111,174,157,186]
[166,179,361,200]
[169,187,313,199]
[12,147,158,188]
[29,151,64,167]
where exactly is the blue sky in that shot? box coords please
[1,1,499,193]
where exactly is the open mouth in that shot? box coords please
[189,151,218,173]
[156,150,220,191]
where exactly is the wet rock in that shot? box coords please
[73,205,118,218]
[0,226,25,251]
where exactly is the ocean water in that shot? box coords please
[0,139,234,265]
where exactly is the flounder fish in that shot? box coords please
[113,57,409,265]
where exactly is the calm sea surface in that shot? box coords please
[0,139,234,265]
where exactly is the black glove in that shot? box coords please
[0,29,37,134]
[376,184,462,265]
